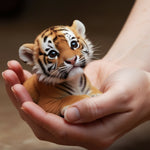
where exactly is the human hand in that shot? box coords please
[3,60,150,150]
[63,60,150,143]
[2,61,67,145]
[2,60,117,150]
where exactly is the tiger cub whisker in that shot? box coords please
[19,20,101,115]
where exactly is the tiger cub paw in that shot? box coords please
[60,105,70,117]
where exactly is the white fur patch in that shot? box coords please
[68,67,83,79]
[61,28,78,48]
[32,24,94,85]
[41,36,59,58]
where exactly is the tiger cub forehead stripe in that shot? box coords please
[43,36,48,43]
[61,28,78,48]
[41,36,59,55]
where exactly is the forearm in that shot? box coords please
[103,0,150,71]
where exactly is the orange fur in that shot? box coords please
[19,20,102,116]
[23,74,101,115]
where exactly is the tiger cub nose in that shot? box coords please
[65,56,77,65]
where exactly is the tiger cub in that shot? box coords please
[19,20,101,116]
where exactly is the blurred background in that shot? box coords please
[1,0,150,150]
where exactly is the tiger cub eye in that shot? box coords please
[48,50,58,58]
[71,41,79,49]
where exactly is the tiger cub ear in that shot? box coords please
[72,20,86,37]
[19,43,34,65]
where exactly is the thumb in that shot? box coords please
[64,88,129,123]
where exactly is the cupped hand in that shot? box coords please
[64,60,150,124]
[2,60,150,150]
[2,60,115,150]
[63,60,150,142]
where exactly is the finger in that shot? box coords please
[7,60,25,83]
[2,70,21,108]
[3,71,54,141]
[21,101,86,145]
[20,111,56,142]
[22,101,65,134]
[7,60,32,83]
[22,101,120,148]
[11,84,33,107]
[64,88,131,123]
[2,69,20,86]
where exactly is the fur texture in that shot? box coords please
[19,20,101,116]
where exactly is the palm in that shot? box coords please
[84,60,121,90]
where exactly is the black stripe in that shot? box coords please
[56,86,73,95]
[81,74,86,92]
[43,55,47,64]
[45,48,50,51]
[48,45,53,48]
[85,87,90,94]
[48,65,53,72]
[43,36,48,43]
[60,83,74,93]
[80,57,86,68]
[81,43,84,49]
[38,59,49,76]
[47,59,52,64]
[83,50,89,55]
[39,51,44,55]
[80,76,83,86]
[60,71,68,79]
[41,28,49,37]
[50,26,55,30]
[53,63,57,69]
[56,28,68,32]
[58,35,64,38]
[81,61,86,68]
[53,36,58,42]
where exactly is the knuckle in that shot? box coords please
[84,99,102,120]
[116,87,132,104]
[74,98,102,121]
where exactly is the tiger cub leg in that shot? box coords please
[37,97,74,115]
[37,95,89,116]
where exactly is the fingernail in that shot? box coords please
[64,107,80,123]
[7,61,11,68]
[61,105,70,116]
[2,72,9,84]
[11,86,15,93]
[2,72,5,80]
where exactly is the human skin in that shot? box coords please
[2,0,150,149]
[64,0,150,123]
[2,61,150,150]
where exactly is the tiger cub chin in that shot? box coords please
[19,20,101,116]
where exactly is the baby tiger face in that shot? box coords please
[19,20,93,84]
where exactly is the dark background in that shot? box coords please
[1,0,150,150]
